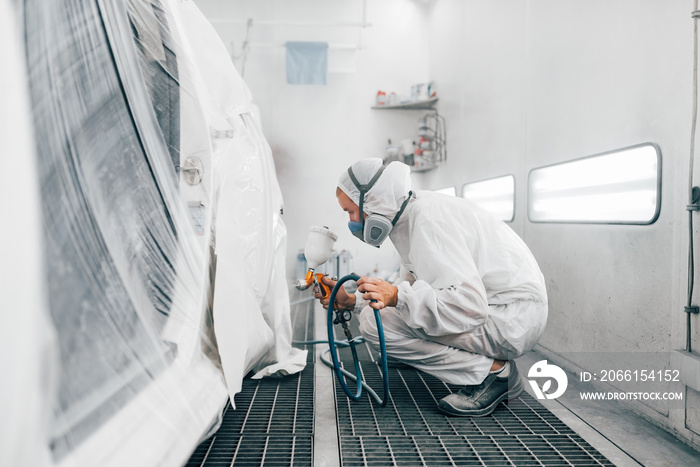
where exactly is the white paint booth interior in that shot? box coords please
[4,0,700,465]
[196,0,700,452]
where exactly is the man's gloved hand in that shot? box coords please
[313,276,356,311]
[357,276,398,310]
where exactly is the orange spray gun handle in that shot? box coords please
[295,270,331,299]
[313,273,331,299]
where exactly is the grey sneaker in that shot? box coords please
[438,363,523,417]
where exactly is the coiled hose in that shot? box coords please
[295,274,389,406]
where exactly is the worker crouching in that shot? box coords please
[315,158,548,417]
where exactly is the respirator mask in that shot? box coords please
[347,165,413,247]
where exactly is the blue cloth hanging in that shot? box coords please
[285,41,328,85]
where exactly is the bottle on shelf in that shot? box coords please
[375,90,387,105]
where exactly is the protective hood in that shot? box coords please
[338,158,412,218]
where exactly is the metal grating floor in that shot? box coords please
[187,299,615,466]
[184,365,315,466]
[334,320,615,467]
[185,296,315,467]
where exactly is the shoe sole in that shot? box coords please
[438,377,524,417]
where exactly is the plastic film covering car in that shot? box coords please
[166,0,307,386]
[0,1,56,465]
[1,0,304,465]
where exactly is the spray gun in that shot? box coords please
[294,225,389,406]
[294,226,338,299]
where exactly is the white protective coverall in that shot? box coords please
[338,159,548,386]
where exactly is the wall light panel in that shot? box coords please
[528,143,661,224]
[434,186,456,196]
[461,175,515,222]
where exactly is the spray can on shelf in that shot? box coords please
[376,91,386,105]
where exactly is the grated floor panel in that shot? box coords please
[334,320,615,467]
[185,296,315,467]
[184,365,315,467]
[187,300,615,466]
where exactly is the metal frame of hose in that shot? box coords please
[327,273,389,406]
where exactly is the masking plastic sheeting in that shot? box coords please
[5,0,303,465]
[174,0,307,390]
[0,1,54,465]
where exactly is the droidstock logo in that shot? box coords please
[527,360,568,400]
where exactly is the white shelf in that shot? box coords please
[371,97,439,110]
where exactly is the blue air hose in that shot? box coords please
[326,274,389,407]
[293,337,388,404]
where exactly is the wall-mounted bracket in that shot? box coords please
[688,186,700,211]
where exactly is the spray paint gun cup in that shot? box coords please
[294,226,338,298]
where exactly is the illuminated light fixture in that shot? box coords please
[528,143,661,224]
[461,175,515,222]
[434,186,456,196]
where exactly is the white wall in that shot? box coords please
[195,0,432,279]
[426,0,697,447]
